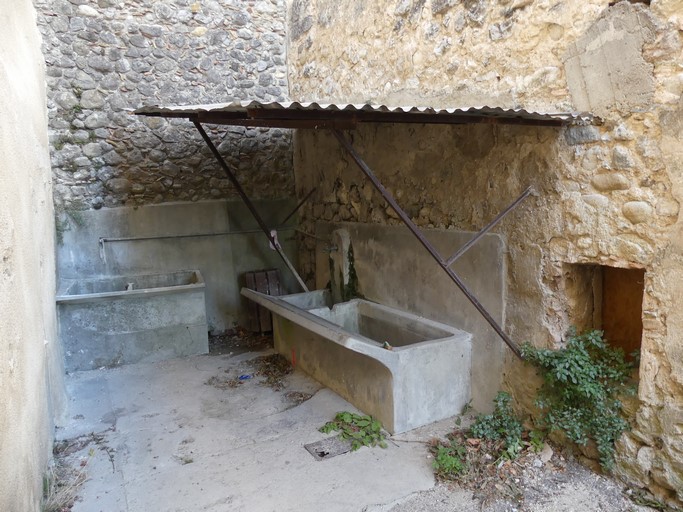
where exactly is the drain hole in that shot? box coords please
[304,437,353,461]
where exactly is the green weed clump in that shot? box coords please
[431,439,467,479]
[319,411,387,450]
[471,391,524,460]
[521,328,636,471]
[432,392,526,482]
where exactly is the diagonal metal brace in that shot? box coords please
[332,128,523,359]
[445,187,532,267]
[193,121,308,293]
[280,187,316,226]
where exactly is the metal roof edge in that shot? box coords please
[134,100,599,126]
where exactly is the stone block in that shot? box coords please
[565,126,601,145]
[78,5,99,17]
[613,145,635,169]
[84,112,109,129]
[591,173,630,191]
[82,143,102,158]
[623,201,653,224]
[80,90,104,109]
[87,55,114,73]
[582,194,609,209]
[106,177,131,193]
[139,24,163,38]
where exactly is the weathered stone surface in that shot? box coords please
[83,112,109,129]
[564,3,655,116]
[106,178,131,193]
[591,173,631,192]
[290,0,313,41]
[87,55,114,72]
[623,201,653,224]
[78,5,99,17]
[36,0,293,209]
[286,1,683,506]
[565,126,601,145]
[582,194,609,209]
[79,90,104,109]
[613,145,635,170]
[82,143,102,158]
[432,0,457,15]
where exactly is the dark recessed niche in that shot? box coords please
[563,263,644,359]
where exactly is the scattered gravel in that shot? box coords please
[377,449,660,512]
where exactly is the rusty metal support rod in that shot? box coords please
[281,187,317,226]
[193,121,308,292]
[445,186,533,267]
[332,129,523,359]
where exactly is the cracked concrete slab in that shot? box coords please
[57,349,441,512]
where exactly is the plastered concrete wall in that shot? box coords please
[0,2,65,511]
[288,0,683,505]
[35,0,292,210]
[56,198,300,333]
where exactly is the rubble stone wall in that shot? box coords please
[288,0,683,505]
[35,0,293,210]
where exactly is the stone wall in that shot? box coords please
[0,2,65,510]
[35,0,293,210]
[288,0,683,505]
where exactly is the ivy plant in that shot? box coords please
[319,411,387,450]
[521,328,637,471]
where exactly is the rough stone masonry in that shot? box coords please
[287,0,683,506]
[35,0,293,211]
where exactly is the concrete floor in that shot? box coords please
[57,348,454,512]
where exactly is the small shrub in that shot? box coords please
[431,439,467,479]
[319,411,387,450]
[529,429,546,453]
[521,328,636,471]
[471,391,524,459]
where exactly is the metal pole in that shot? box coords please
[98,226,297,245]
[445,187,532,267]
[193,121,308,292]
[332,129,523,359]
[280,187,317,225]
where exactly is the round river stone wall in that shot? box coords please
[35,0,293,210]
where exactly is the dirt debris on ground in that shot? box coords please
[285,390,314,405]
[249,353,294,391]
[385,432,668,512]
[205,375,243,390]
[205,330,313,405]
[46,431,115,512]
[208,326,273,355]
[42,459,88,512]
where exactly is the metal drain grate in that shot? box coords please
[304,436,353,461]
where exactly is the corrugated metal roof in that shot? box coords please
[135,100,596,128]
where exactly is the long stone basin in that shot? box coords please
[241,288,472,434]
[57,270,208,371]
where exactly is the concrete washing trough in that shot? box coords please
[57,270,208,372]
[241,288,472,433]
